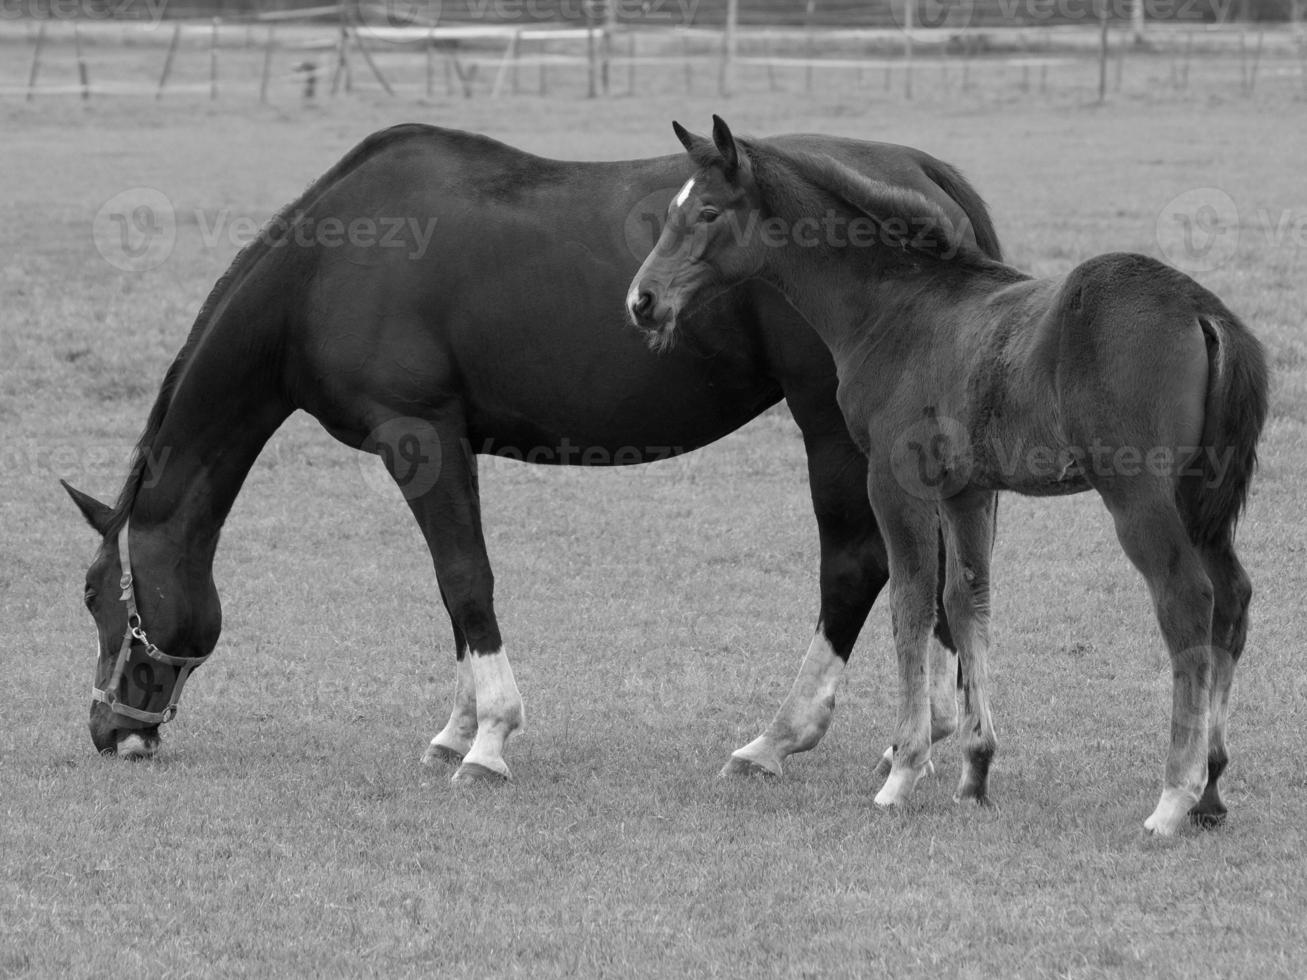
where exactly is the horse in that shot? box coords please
[64,123,1005,780]
[626,117,1268,836]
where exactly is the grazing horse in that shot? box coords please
[64,123,1005,777]
[627,117,1267,835]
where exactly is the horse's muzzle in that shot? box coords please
[90,703,159,758]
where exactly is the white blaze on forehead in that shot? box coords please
[673,178,696,209]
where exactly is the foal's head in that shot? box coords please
[626,116,768,350]
[627,116,975,351]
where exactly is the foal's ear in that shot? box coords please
[672,120,704,154]
[61,479,113,535]
[711,114,740,179]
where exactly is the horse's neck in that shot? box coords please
[129,285,293,552]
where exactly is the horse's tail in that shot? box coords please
[1179,311,1269,547]
[919,159,1003,262]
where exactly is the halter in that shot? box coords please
[91,522,213,727]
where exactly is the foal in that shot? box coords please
[627,117,1267,836]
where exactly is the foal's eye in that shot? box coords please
[699,208,721,224]
[84,588,97,610]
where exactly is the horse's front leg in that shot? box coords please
[867,469,940,808]
[423,641,477,767]
[375,413,523,782]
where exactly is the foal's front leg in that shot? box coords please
[866,470,941,808]
[939,490,999,804]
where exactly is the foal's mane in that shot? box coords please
[105,124,431,535]
[716,136,982,265]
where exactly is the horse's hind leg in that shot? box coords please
[1101,485,1214,835]
[1189,541,1252,828]
[723,431,887,778]
[380,414,522,783]
[721,408,962,780]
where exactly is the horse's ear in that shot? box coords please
[711,114,739,179]
[61,480,113,535]
[672,120,703,154]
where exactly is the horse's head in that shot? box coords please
[63,481,221,759]
[627,116,766,350]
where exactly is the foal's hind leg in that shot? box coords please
[1189,541,1252,828]
[1101,487,1214,835]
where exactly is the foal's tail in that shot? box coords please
[1180,312,1269,547]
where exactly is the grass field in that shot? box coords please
[3,78,1306,977]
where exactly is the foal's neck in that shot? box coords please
[765,234,940,362]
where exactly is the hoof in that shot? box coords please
[451,761,510,785]
[953,788,992,807]
[720,755,781,779]
[874,765,927,808]
[421,743,465,768]
[871,748,893,781]
[1189,806,1227,830]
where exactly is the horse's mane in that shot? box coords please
[105,123,431,535]
[743,138,981,264]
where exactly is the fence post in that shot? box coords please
[156,23,181,100]
[426,26,435,98]
[74,22,90,101]
[210,17,220,101]
[1097,2,1109,104]
[904,0,914,99]
[586,20,597,97]
[719,0,737,96]
[26,19,46,102]
[260,25,275,104]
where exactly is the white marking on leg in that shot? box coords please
[673,177,696,209]
[726,630,843,777]
[1146,787,1201,836]
[873,745,935,781]
[875,762,929,808]
[455,647,524,781]
[423,655,477,766]
[875,640,956,778]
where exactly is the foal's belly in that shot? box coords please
[967,432,1093,496]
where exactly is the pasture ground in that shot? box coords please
[2,76,1306,978]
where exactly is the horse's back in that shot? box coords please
[283,124,1001,461]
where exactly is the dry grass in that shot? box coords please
[2,80,1306,978]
